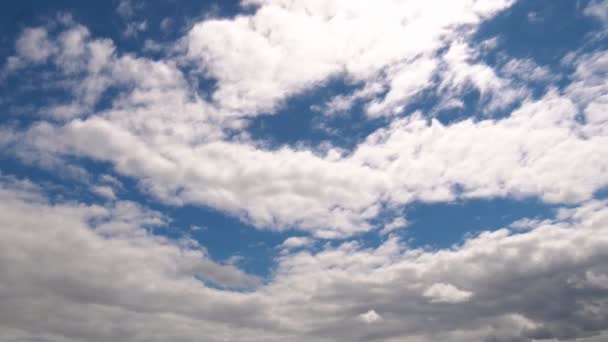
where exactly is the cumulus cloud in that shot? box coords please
[423,283,473,303]
[358,309,383,324]
[261,200,608,341]
[186,0,514,116]
[437,40,526,112]
[3,175,608,341]
[279,236,314,250]
[91,184,117,200]
[19,89,607,237]
[14,27,55,64]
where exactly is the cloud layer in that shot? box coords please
[2,176,608,341]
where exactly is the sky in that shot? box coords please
[0,0,608,341]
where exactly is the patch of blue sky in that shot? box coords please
[167,204,287,278]
[474,0,599,65]
[247,78,390,150]
[402,197,557,249]
[320,196,558,253]
[0,1,245,55]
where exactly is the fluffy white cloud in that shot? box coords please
[260,199,608,341]
[423,282,473,303]
[437,41,526,113]
[23,90,606,237]
[15,27,55,63]
[91,184,117,200]
[280,236,314,250]
[380,216,408,235]
[186,0,514,115]
[352,90,608,205]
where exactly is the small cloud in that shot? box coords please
[423,283,473,304]
[99,174,123,189]
[116,0,134,19]
[160,18,173,32]
[225,255,245,266]
[380,217,407,235]
[500,58,553,83]
[143,39,165,53]
[527,12,542,23]
[509,218,547,230]
[92,185,116,200]
[123,21,147,38]
[478,37,499,53]
[584,0,608,26]
[279,236,314,252]
[190,224,207,232]
[14,27,55,66]
[358,309,383,324]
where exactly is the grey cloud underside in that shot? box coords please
[2,179,608,341]
[1,0,608,341]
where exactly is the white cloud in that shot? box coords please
[123,21,148,38]
[4,27,55,72]
[186,0,514,116]
[365,57,438,117]
[500,57,553,83]
[0,176,258,289]
[585,0,608,27]
[358,309,383,324]
[380,217,407,235]
[160,17,173,32]
[261,199,608,341]
[352,91,608,206]
[190,224,208,232]
[92,185,117,200]
[280,236,314,251]
[423,283,473,303]
[116,0,135,19]
[438,40,525,112]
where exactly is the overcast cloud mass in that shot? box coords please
[1,0,608,341]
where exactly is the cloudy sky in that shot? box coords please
[1,0,608,341]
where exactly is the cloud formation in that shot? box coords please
[3,17,608,238]
[2,175,608,341]
[186,0,514,116]
[1,0,608,341]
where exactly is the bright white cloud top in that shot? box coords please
[1,0,608,341]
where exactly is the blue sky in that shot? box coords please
[1,1,608,341]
